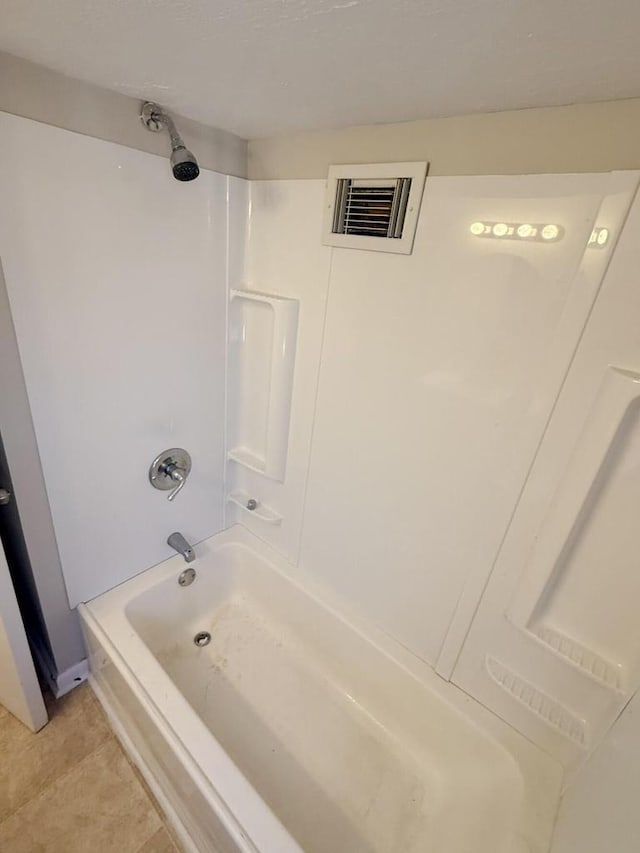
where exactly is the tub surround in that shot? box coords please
[4,101,640,851]
[237,171,636,683]
[0,110,236,607]
[3,108,637,707]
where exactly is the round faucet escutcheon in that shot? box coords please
[149,448,192,502]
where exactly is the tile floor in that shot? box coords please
[0,683,180,852]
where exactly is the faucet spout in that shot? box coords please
[167,531,195,563]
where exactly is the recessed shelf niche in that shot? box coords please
[227,288,299,483]
[509,366,640,697]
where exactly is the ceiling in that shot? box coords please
[2,0,640,139]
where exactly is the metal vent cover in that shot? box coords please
[323,162,427,255]
[332,177,412,239]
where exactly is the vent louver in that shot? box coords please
[332,178,412,239]
[323,162,427,255]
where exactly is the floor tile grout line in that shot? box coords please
[0,716,115,826]
[74,690,173,849]
[0,692,117,824]
[133,827,180,853]
[0,735,117,828]
[0,686,167,850]
[0,734,165,852]
[123,754,182,851]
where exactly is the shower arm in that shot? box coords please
[147,106,186,152]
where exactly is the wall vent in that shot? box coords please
[323,162,428,255]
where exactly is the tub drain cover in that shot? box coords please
[194,631,211,647]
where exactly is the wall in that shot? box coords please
[0,110,236,608]
[0,51,247,178]
[7,46,640,188]
[0,539,47,731]
[551,691,640,852]
[225,180,332,560]
[248,97,640,180]
[450,180,640,774]
[0,261,85,676]
[233,171,626,674]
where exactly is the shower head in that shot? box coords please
[170,146,200,182]
[140,102,200,182]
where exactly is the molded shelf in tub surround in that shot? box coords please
[508,365,640,695]
[228,288,299,482]
[227,491,282,525]
[227,447,268,476]
[485,656,588,747]
[534,626,625,692]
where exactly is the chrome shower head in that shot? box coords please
[170,146,200,182]
[140,102,200,182]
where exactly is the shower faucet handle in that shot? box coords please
[149,448,192,502]
[161,460,186,502]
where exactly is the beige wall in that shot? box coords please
[5,48,640,183]
[0,51,247,178]
[248,98,640,180]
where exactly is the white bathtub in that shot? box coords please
[79,525,562,853]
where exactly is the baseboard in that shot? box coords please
[30,637,89,698]
[54,658,89,697]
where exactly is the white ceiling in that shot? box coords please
[2,0,640,139]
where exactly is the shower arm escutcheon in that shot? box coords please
[149,448,192,502]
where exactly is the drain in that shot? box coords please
[194,631,211,647]
[178,568,196,587]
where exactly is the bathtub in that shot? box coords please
[79,525,561,853]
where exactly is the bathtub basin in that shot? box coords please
[79,525,560,853]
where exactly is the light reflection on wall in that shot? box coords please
[469,221,563,242]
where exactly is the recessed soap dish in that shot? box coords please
[534,626,625,692]
[227,491,282,525]
[486,655,588,747]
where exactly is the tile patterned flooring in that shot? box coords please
[0,684,180,852]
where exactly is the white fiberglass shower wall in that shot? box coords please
[228,172,636,672]
[0,110,241,610]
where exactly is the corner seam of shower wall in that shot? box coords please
[222,174,232,531]
[223,174,253,533]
